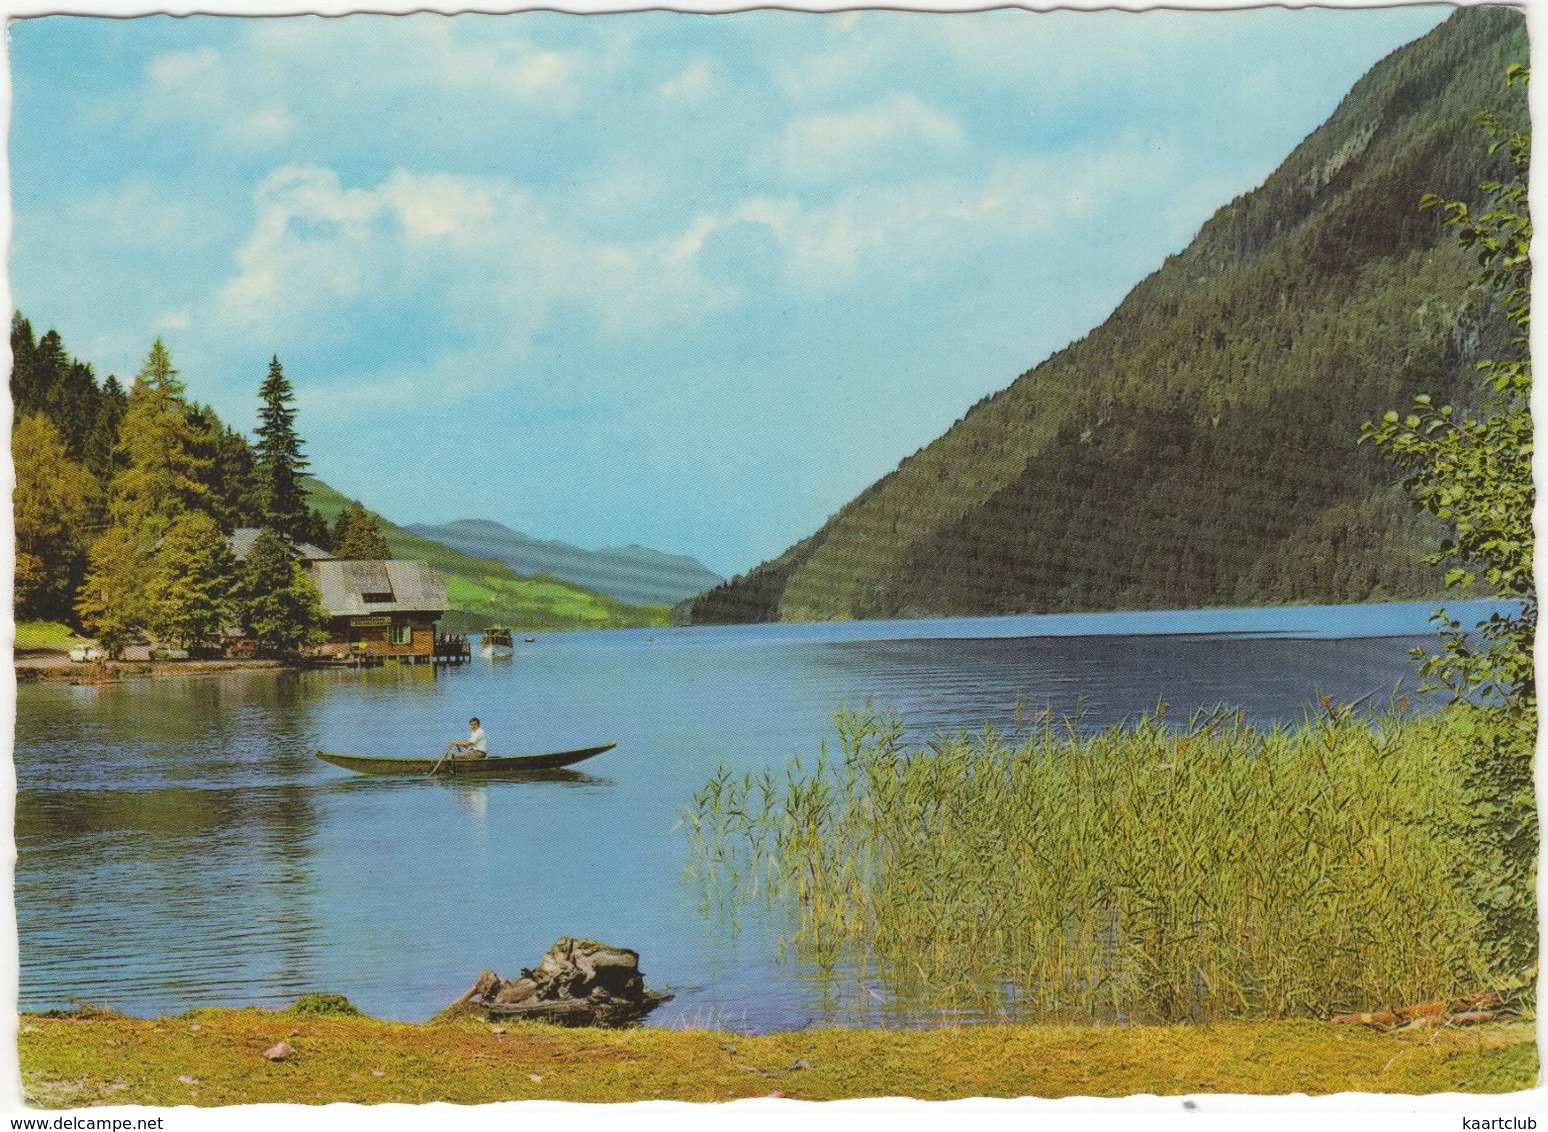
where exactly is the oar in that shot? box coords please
[428,742,458,778]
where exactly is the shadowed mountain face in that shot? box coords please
[680,7,1528,627]
[407,518,724,607]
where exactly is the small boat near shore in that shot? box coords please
[481,626,515,658]
[315,743,616,776]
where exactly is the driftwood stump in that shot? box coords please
[439,937,671,1026]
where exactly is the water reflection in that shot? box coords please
[16,605,1476,1026]
[17,781,326,1011]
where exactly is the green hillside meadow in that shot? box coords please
[305,481,669,633]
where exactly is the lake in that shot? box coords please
[13,600,1495,1032]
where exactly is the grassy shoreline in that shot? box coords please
[18,1007,1537,1106]
[15,656,291,683]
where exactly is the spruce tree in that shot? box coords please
[85,374,127,486]
[187,403,263,533]
[233,526,328,654]
[255,356,326,545]
[10,314,112,466]
[330,500,392,560]
[10,312,37,411]
[147,510,237,650]
[21,329,69,423]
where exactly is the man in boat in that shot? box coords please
[449,717,488,760]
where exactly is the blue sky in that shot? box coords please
[9,5,1454,577]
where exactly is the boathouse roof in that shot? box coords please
[230,527,334,563]
[310,559,448,617]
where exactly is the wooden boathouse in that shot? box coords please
[222,529,464,664]
[309,559,451,664]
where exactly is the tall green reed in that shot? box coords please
[683,701,1490,1023]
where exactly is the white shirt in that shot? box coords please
[468,726,487,753]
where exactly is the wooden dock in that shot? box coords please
[433,634,472,664]
[306,633,472,667]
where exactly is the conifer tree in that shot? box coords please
[330,500,393,560]
[20,328,68,422]
[147,510,237,649]
[78,339,208,651]
[11,314,115,468]
[10,312,37,410]
[187,403,263,533]
[255,356,326,545]
[85,374,128,486]
[233,526,328,653]
[106,338,209,540]
[76,527,149,657]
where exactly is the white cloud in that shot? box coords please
[209,163,738,401]
[773,20,902,102]
[134,16,617,146]
[715,135,1179,287]
[206,118,1185,385]
[232,107,296,147]
[138,42,296,150]
[146,45,221,86]
[658,59,715,104]
[773,93,963,182]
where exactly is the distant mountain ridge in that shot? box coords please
[406,518,724,607]
[304,482,670,633]
[680,7,1527,626]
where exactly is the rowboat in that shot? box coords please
[315,743,616,776]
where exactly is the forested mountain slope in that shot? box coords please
[681,7,1528,625]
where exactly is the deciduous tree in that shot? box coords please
[1363,67,1535,976]
[13,414,97,621]
[76,526,150,657]
[107,339,210,540]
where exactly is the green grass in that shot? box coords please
[305,480,668,632]
[15,620,90,650]
[687,701,1516,1025]
[17,1006,1535,1106]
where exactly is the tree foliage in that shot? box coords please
[12,314,114,464]
[17,320,340,658]
[106,339,211,541]
[188,403,264,534]
[232,527,327,653]
[147,510,237,649]
[330,500,393,560]
[13,414,97,620]
[75,526,151,657]
[1363,66,1535,979]
[256,356,328,546]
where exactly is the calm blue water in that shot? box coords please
[13,601,1498,1032]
